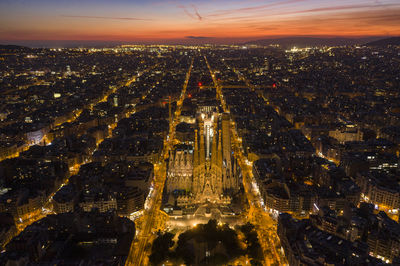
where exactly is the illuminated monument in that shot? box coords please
[165,105,239,217]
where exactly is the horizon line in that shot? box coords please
[0,35,396,48]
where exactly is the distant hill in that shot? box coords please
[244,37,384,48]
[0,44,31,51]
[366,37,400,46]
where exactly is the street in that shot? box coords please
[205,55,288,265]
[125,57,194,266]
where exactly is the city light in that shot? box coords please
[1,28,399,265]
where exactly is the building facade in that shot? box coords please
[166,108,239,208]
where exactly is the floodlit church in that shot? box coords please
[165,105,240,214]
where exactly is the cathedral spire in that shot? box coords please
[199,122,205,166]
[211,125,218,167]
[194,129,199,166]
[217,129,222,166]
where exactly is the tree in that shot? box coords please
[149,232,175,265]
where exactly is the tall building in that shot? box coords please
[165,107,239,211]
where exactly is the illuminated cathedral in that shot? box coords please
[166,107,239,209]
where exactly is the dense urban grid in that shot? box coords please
[0,43,399,265]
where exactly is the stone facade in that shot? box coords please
[166,108,238,207]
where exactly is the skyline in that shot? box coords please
[1,0,400,45]
[1,2,400,263]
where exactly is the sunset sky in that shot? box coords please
[1,0,399,44]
